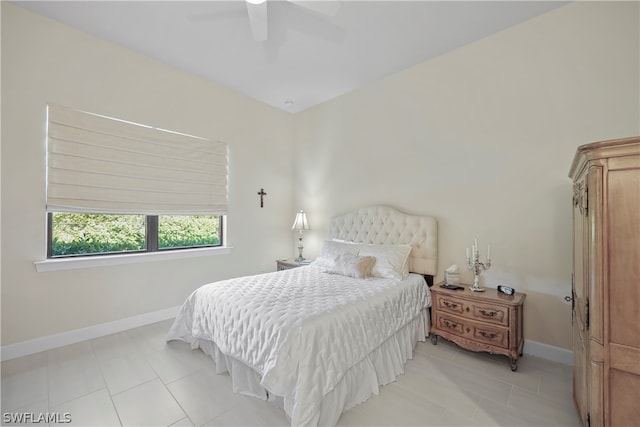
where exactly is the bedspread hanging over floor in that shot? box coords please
[167,265,431,426]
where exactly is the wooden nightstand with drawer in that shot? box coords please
[430,281,526,371]
[276,259,311,271]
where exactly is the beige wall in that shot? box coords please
[293,1,640,349]
[2,2,639,351]
[1,4,294,345]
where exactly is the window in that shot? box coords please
[157,214,221,249]
[46,105,228,259]
[48,213,222,257]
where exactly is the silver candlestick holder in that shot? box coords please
[465,238,491,292]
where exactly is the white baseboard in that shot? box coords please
[524,339,573,366]
[1,306,180,362]
[1,307,573,366]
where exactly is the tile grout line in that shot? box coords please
[163,373,197,427]
[84,339,122,426]
[90,336,123,427]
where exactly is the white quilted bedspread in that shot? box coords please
[167,265,430,426]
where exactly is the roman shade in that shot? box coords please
[46,104,228,215]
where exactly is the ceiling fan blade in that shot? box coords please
[287,0,341,16]
[246,0,268,41]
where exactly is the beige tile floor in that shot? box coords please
[1,319,581,426]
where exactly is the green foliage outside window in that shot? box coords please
[52,214,145,255]
[158,215,220,249]
[51,213,220,256]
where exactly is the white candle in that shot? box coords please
[472,244,476,257]
[487,244,491,259]
[466,247,469,259]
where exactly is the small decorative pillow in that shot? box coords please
[324,253,376,279]
[311,240,362,270]
[358,244,412,280]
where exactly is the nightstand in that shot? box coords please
[430,281,526,371]
[276,259,311,271]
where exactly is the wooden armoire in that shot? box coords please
[568,136,640,427]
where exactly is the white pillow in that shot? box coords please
[311,240,362,270]
[323,253,376,279]
[331,238,359,244]
[358,244,412,280]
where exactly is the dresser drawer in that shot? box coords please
[469,302,508,326]
[435,312,509,349]
[435,312,465,335]
[435,294,508,327]
[436,295,465,314]
[470,323,509,348]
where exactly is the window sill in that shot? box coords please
[34,246,232,272]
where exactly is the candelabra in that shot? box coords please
[465,238,491,292]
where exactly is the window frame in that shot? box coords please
[46,212,224,259]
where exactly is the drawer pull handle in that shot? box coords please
[442,320,458,330]
[479,330,498,339]
[479,309,498,317]
[443,301,458,309]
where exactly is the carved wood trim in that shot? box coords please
[573,181,587,216]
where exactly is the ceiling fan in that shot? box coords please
[245,0,341,41]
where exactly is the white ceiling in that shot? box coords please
[14,1,568,113]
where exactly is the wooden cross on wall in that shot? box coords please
[258,188,267,208]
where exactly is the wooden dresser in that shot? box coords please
[568,136,640,427]
[430,282,526,371]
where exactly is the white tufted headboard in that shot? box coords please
[328,206,438,277]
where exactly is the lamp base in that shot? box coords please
[296,238,305,263]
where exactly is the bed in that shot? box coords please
[167,206,438,426]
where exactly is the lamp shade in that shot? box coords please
[291,210,310,231]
